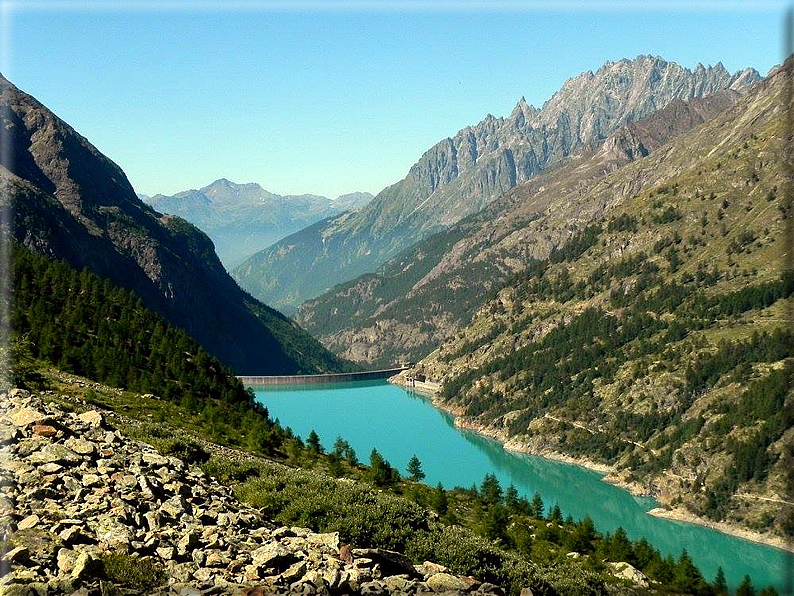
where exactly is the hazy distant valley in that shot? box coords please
[142,180,372,268]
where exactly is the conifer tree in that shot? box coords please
[306,430,323,454]
[406,454,425,482]
[432,482,448,515]
[713,567,728,595]
[736,575,756,596]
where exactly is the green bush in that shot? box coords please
[100,553,165,590]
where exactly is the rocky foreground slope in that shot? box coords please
[0,389,507,595]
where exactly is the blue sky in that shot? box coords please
[2,1,787,198]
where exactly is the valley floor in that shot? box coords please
[389,376,794,554]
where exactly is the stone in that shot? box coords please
[351,549,418,577]
[281,561,307,583]
[608,562,649,588]
[81,474,102,488]
[38,463,63,474]
[339,544,353,565]
[416,561,449,577]
[161,495,190,519]
[192,567,214,582]
[31,425,57,438]
[28,444,80,465]
[142,451,170,467]
[251,543,295,568]
[176,530,200,556]
[17,514,40,530]
[307,531,339,551]
[77,411,103,428]
[272,526,296,540]
[156,546,176,560]
[2,546,30,564]
[426,573,470,593]
[57,548,79,574]
[64,438,96,456]
[70,552,104,582]
[10,406,46,428]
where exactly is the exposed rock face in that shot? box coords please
[234,55,760,312]
[0,74,346,375]
[296,88,744,366]
[146,180,372,268]
[0,388,503,595]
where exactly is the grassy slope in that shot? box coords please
[416,64,793,538]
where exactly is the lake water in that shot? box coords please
[254,380,790,592]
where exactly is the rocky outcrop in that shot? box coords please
[0,389,504,595]
[146,180,372,268]
[234,55,760,312]
[296,83,750,366]
[0,74,347,375]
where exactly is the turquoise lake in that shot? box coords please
[254,380,790,592]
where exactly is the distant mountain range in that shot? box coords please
[297,89,745,365]
[142,181,372,268]
[0,74,350,375]
[232,55,760,313]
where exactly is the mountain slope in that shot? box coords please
[145,180,372,268]
[297,90,743,365]
[399,60,794,538]
[234,56,760,312]
[1,74,349,375]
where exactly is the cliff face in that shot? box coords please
[234,56,760,312]
[1,74,346,375]
[296,89,743,366]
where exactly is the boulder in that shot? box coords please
[427,572,471,592]
[608,562,650,588]
[31,425,57,438]
[77,410,103,428]
[70,552,104,583]
[351,548,418,578]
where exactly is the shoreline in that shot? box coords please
[389,375,794,554]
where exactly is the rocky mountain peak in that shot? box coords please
[232,54,765,312]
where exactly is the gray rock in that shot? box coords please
[28,444,80,466]
[426,573,471,593]
[16,514,40,530]
[70,552,103,582]
[64,438,96,457]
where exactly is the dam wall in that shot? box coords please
[239,367,407,387]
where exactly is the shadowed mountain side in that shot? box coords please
[1,74,349,375]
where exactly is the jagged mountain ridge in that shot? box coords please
[1,74,349,375]
[233,55,760,312]
[144,180,372,268]
[397,59,794,538]
[297,90,743,365]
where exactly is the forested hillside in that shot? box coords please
[297,91,743,366]
[7,245,289,451]
[0,73,349,375]
[406,60,794,538]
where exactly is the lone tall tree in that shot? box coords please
[407,454,426,481]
